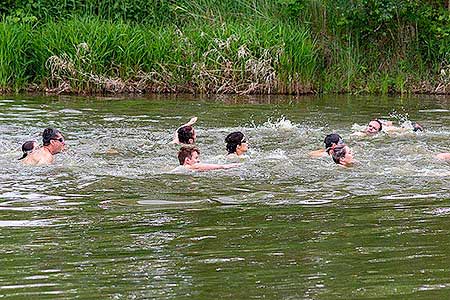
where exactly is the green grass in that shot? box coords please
[0,21,31,91]
[5,17,315,94]
[0,0,449,94]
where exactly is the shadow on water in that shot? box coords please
[1,94,450,299]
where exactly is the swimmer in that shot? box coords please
[309,133,344,158]
[18,140,39,162]
[21,128,66,165]
[366,119,384,135]
[225,131,248,157]
[172,117,197,144]
[436,152,450,160]
[353,119,424,136]
[331,144,354,167]
[178,146,240,171]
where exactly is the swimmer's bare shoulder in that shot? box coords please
[21,148,53,165]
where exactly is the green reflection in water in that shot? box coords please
[0,94,450,299]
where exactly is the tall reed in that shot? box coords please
[0,22,31,91]
[23,17,317,94]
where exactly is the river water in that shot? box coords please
[1,94,450,299]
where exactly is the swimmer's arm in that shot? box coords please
[351,131,366,137]
[190,163,240,171]
[183,117,197,127]
[171,117,198,144]
[309,149,326,158]
[379,120,393,127]
[382,125,405,133]
[437,153,450,160]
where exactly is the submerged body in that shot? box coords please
[309,133,344,158]
[178,146,240,172]
[225,131,248,157]
[21,128,65,166]
[353,119,423,137]
[172,117,197,145]
[331,144,354,167]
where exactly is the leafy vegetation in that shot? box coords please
[1,0,450,94]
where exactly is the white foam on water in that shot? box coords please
[379,193,439,200]
[0,219,54,227]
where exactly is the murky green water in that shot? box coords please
[1,94,450,299]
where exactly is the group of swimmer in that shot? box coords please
[17,116,450,170]
[17,117,247,171]
[172,117,245,171]
[309,119,425,167]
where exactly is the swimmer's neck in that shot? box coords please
[42,145,56,155]
[228,152,243,157]
[235,149,245,156]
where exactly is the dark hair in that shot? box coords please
[42,128,61,146]
[225,131,245,154]
[331,144,348,165]
[177,126,195,144]
[18,140,37,160]
[178,146,199,165]
[324,133,343,154]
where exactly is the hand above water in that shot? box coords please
[180,116,197,128]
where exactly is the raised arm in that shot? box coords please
[172,117,198,144]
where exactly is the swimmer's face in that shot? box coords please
[185,151,199,165]
[340,146,354,166]
[50,134,66,153]
[366,121,381,134]
[236,140,248,156]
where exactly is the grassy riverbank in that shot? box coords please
[1,0,450,95]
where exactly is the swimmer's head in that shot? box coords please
[18,140,38,160]
[178,146,200,166]
[365,120,382,134]
[324,133,344,154]
[225,131,248,156]
[177,125,196,144]
[331,144,354,167]
[42,128,65,154]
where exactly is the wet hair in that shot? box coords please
[371,119,383,131]
[18,140,37,160]
[42,128,61,146]
[225,131,246,154]
[177,125,195,144]
[324,133,343,154]
[178,146,199,165]
[331,144,348,165]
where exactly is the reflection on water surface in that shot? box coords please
[1,94,450,299]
